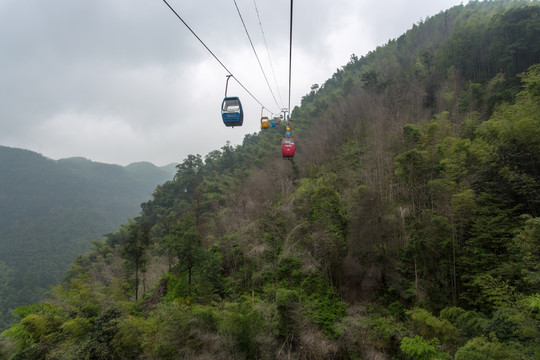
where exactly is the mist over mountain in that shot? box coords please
[0,146,176,329]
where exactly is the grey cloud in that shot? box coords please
[0,0,467,165]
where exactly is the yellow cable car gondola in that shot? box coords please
[261,116,269,129]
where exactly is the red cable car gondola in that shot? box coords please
[281,137,295,158]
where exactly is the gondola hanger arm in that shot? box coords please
[224,75,233,97]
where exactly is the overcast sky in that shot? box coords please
[0,0,468,166]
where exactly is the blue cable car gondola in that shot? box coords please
[221,96,243,127]
[221,75,243,127]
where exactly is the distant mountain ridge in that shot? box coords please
[0,145,177,329]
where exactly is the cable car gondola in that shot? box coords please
[281,137,295,158]
[221,96,244,127]
[261,116,269,129]
[221,75,243,127]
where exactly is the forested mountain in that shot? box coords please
[0,147,175,330]
[2,1,540,359]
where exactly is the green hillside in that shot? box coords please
[2,1,540,359]
[0,147,175,330]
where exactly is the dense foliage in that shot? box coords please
[2,1,540,359]
[0,149,175,330]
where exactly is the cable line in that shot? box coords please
[161,0,271,112]
[288,0,294,118]
[252,0,285,108]
[232,0,281,112]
